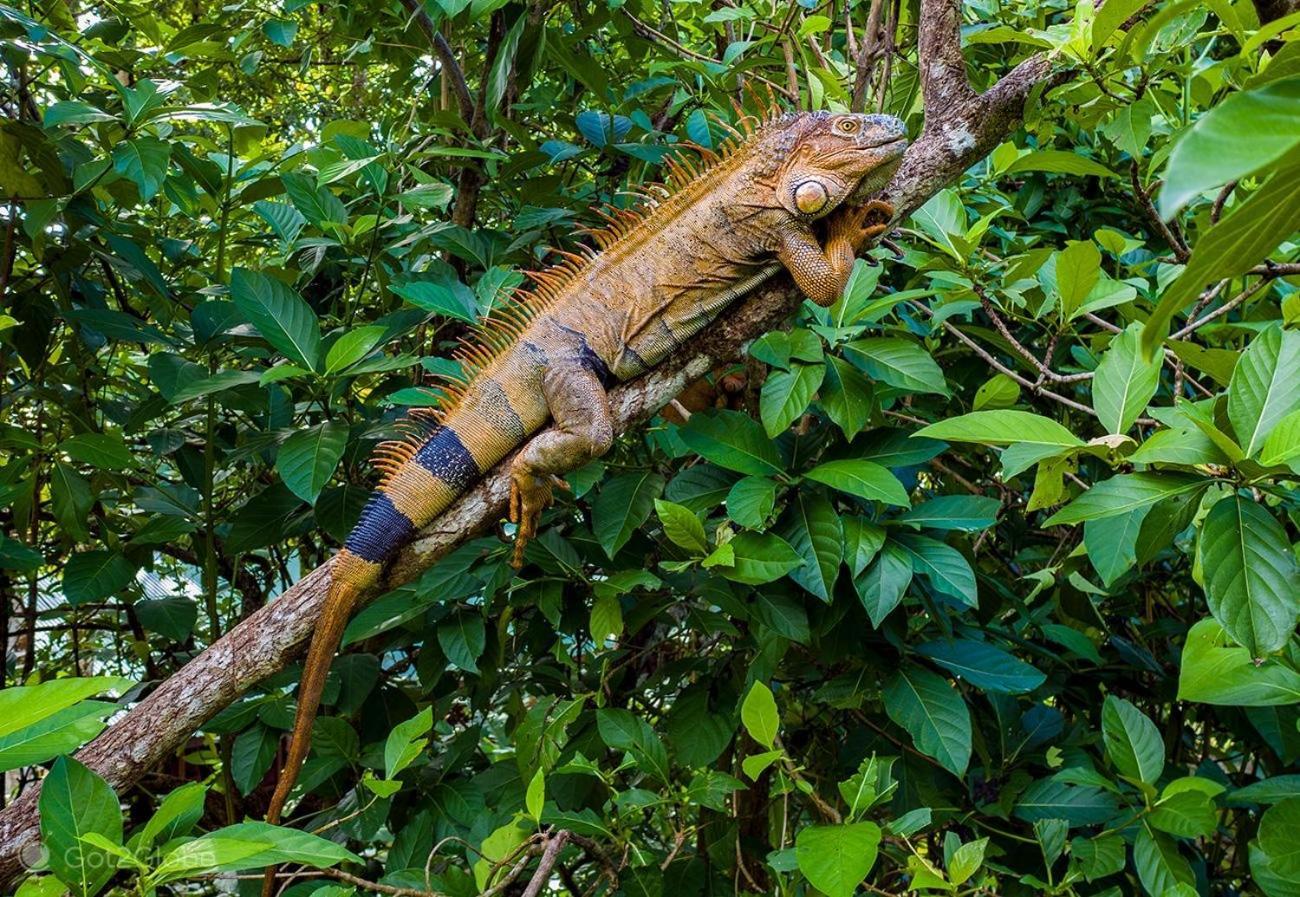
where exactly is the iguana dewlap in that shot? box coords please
[262,110,906,862]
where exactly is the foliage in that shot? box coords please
[1,0,1299,896]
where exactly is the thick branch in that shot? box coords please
[918,0,974,115]
[0,39,1063,888]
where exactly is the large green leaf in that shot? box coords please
[111,137,170,201]
[1178,618,1300,706]
[1093,324,1161,434]
[679,410,782,476]
[62,551,138,606]
[841,338,948,395]
[1133,825,1194,897]
[853,542,912,627]
[39,757,123,897]
[149,821,360,885]
[795,823,881,897]
[882,664,971,776]
[1142,158,1300,355]
[0,702,115,772]
[914,410,1083,449]
[592,471,664,558]
[896,534,977,607]
[1258,798,1300,879]
[276,421,349,504]
[778,492,842,602]
[230,267,323,371]
[1199,495,1298,657]
[1227,326,1300,458]
[1043,473,1206,526]
[1160,77,1300,215]
[916,639,1045,694]
[0,677,130,740]
[740,682,778,749]
[804,459,909,507]
[760,362,824,437]
[1101,696,1164,784]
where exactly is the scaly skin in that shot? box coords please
[262,110,906,893]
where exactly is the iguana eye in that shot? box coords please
[837,119,859,135]
[794,180,829,214]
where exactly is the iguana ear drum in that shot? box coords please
[794,179,830,214]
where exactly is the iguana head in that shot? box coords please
[771,112,907,219]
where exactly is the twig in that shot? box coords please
[396,0,475,126]
[1130,162,1189,262]
[521,831,571,897]
[974,284,1092,383]
[1170,278,1272,338]
[318,867,447,897]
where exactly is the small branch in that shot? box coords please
[1170,278,1272,339]
[1130,163,1189,262]
[319,866,448,897]
[522,831,571,897]
[397,0,475,126]
[974,284,1092,383]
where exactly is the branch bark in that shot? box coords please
[0,13,1064,886]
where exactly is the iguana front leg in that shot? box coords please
[509,362,614,566]
[777,199,895,306]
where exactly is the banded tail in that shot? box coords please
[262,374,543,896]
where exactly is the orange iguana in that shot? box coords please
[262,108,907,886]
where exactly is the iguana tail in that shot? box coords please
[260,370,547,896]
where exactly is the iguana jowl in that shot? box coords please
[263,109,906,861]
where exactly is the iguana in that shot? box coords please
[262,108,906,890]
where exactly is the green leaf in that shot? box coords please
[916,639,1045,694]
[804,459,909,507]
[263,17,298,46]
[1259,409,1300,468]
[39,757,123,897]
[679,410,782,476]
[111,137,171,201]
[1014,779,1120,827]
[437,613,486,674]
[740,681,779,749]
[914,410,1083,449]
[1150,789,1217,838]
[718,532,803,585]
[1133,825,1194,897]
[1070,834,1126,882]
[726,476,776,528]
[1102,696,1164,784]
[820,355,874,438]
[841,338,948,395]
[0,678,131,740]
[276,422,349,505]
[385,707,433,778]
[324,325,387,374]
[896,495,1000,531]
[1006,149,1118,179]
[1199,495,1298,657]
[1177,618,1300,706]
[795,823,881,897]
[63,551,137,606]
[760,362,825,436]
[1084,507,1149,586]
[1258,798,1300,878]
[1043,473,1206,526]
[654,498,707,554]
[854,542,912,627]
[136,782,206,852]
[1227,326,1300,458]
[1093,324,1161,434]
[1160,77,1300,216]
[973,373,1021,410]
[230,267,323,371]
[525,769,545,821]
[230,725,276,795]
[897,534,977,607]
[62,433,137,470]
[1142,158,1300,355]
[150,821,359,884]
[882,664,971,776]
[592,471,664,558]
[281,171,348,226]
[778,492,842,602]
[134,597,198,642]
[947,837,988,886]
[0,702,115,773]
[1056,240,1102,319]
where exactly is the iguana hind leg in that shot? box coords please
[509,362,614,566]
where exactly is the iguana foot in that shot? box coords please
[830,199,896,251]
[508,468,569,567]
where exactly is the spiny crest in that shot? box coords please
[371,95,793,486]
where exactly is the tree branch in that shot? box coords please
[0,24,1066,886]
[396,0,475,126]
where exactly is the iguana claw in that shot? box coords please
[830,198,896,252]
[508,471,570,567]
